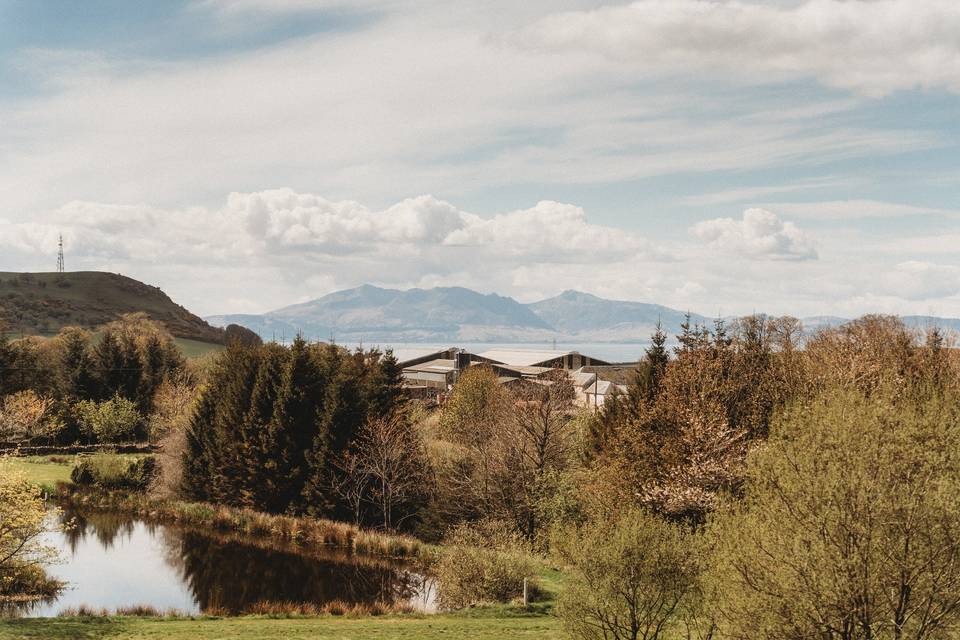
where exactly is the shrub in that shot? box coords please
[75,396,142,443]
[554,508,702,640]
[434,519,537,609]
[0,466,61,598]
[708,388,960,640]
[71,455,156,491]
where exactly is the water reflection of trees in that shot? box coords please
[169,531,423,614]
[59,509,139,553]
[60,509,428,615]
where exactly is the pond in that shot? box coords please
[12,509,436,617]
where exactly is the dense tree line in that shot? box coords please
[179,338,413,522]
[548,314,960,640]
[0,314,187,444]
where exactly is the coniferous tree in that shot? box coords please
[181,389,219,502]
[211,344,260,505]
[94,330,126,400]
[239,343,287,508]
[57,328,98,400]
[712,317,731,352]
[645,320,669,398]
[363,349,407,419]
[264,336,326,513]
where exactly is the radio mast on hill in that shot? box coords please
[57,235,65,273]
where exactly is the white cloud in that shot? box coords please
[220,189,653,261]
[445,201,652,260]
[884,261,960,301]
[691,208,817,260]
[515,0,960,96]
[4,190,959,319]
[0,190,659,313]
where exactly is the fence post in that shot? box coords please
[523,577,528,607]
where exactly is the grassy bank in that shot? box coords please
[56,486,429,559]
[0,609,560,640]
[5,454,147,494]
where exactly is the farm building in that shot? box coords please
[476,348,610,370]
[583,378,629,407]
[398,347,617,403]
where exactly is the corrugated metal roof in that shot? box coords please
[394,347,455,367]
[570,371,597,388]
[586,380,626,395]
[403,358,456,373]
[478,348,573,367]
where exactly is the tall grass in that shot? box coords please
[55,601,416,619]
[243,600,416,617]
[55,486,428,559]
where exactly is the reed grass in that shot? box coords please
[54,601,417,619]
[55,486,428,559]
[242,600,416,617]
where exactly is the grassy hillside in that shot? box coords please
[0,272,224,343]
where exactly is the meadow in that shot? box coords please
[0,611,561,640]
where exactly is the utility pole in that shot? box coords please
[56,235,65,273]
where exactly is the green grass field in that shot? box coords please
[4,456,75,492]
[172,337,225,359]
[4,454,148,493]
[0,611,561,640]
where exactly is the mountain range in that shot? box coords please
[208,285,960,344]
[7,271,956,354]
[3,272,954,347]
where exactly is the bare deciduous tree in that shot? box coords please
[349,415,431,531]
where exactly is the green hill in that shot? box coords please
[0,271,224,344]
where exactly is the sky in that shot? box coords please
[1,0,959,318]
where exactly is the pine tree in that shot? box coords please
[363,349,407,419]
[181,389,219,501]
[264,336,326,514]
[239,343,287,508]
[93,330,125,400]
[211,344,260,505]
[57,328,98,400]
[138,333,168,411]
[675,312,699,355]
[645,320,669,398]
[712,317,732,352]
[303,346,364,517]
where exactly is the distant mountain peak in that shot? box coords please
[207,283,960,345]
[556,289,597,300]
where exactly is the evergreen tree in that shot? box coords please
[363,349,407,419]
[181,389,219,501]
[57,328,98,400]
[210,344,260,505]
[645,320,669,398]
[93,330,126,400]
[712,317,731,351]
[264,337,326,513]
[239,343,287,508]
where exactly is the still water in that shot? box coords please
[16,510,434,617]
